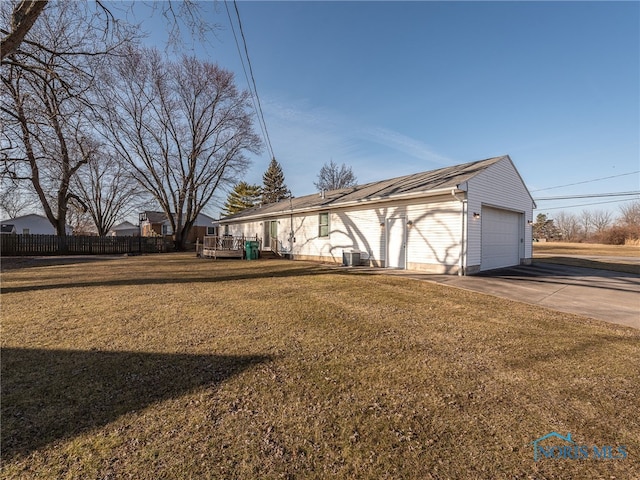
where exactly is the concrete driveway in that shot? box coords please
[421,263,639,329]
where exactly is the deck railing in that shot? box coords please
[202,235,246,251]
[199,235,260,258]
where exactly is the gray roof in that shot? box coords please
[221,156,509,222]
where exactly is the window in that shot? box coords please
[22,228,29,235]
[162,224,172,235]
[206,226,216,235]
[319,212,329,237]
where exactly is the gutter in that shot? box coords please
[451,188,467,276]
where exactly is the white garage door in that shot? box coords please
[481,207,521,271]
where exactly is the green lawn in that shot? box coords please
[2,254,638,479]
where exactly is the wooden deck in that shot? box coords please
[197,235,258,259]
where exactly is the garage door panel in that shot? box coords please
[481,207,521,271]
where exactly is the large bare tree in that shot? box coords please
[98,47,261,250]
[72,140,143,236]
[314,159,357,191]
[1,1,134,235]
[1,1,215,63]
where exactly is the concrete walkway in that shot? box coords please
[347,262,640,330]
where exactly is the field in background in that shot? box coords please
[2,254,638,479]
[533,241,639,257]
[533,242,639,274]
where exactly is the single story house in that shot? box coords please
[139,211,217,243]
[108,221,139,237]
[219,155,535,275]
[0,213,72,235]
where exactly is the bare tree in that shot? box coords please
[0,179,36,218]
[0,0,48,61]
[554,211,582,241]
[618,200,640,227]
[1,1,134,235]
[72,140,143,236]
[1,1,216,63]
[591,209,613,234]
[314,160,357,191]
[579,209,593,240]
[98,47,261,250]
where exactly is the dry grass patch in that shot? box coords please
[2,254,639,479]
[534,242,640,257]
[534,242,639,274]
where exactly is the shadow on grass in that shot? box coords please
[1,348,271,460]
[0,263,343,294]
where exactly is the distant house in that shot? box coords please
[1,224,16,235]
[220,156,535,275]
[108,221,139,237]
[0,214,72,235]
[138,211,217,243]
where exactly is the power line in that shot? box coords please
[535,197,639,211]
[225,0,275,160]
[534,191,640,201]
[530,170,640,192]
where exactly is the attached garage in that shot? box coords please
[480,207,522,271]
[219,155,535,275]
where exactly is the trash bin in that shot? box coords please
[245,240,260,260]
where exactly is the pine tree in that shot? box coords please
[262,157,289,204]
[223,182,262,216]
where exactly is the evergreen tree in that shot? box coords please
[262,157,289,204]
[223,182,262,216]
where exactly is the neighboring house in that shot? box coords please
[1,224,16,234]
[0,214,72,235]
[108,221,140,237]
[219,155,535,275]
[139,211,217,243]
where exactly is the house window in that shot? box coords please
[22,228,30,235]
[162,224,172,235]
[224,225,230,236]
[319,212,329,237]
[206,226,216,235]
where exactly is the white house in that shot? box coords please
[219,156,535,275]
[108,221,139,237]
[0,213,72,235]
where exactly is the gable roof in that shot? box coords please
[221,156,509,223]
[111,221,137,231]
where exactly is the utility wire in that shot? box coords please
[530,170,640,192]
[225,0,275,160]
[534,191,640,201]
[536,197,639,211]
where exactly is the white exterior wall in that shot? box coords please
[224,195,463,271]
[465,158,534,271]
[0,214,71,235]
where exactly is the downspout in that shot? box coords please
[451,189,466,276]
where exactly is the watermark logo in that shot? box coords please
[530,432,627,462]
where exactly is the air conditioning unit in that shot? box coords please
[342,249,361,267]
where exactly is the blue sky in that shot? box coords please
[131,1,639,219]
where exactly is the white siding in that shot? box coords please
[225,196,462,270]
[466,158,534,270]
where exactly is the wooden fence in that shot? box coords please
[0,234,169,256]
